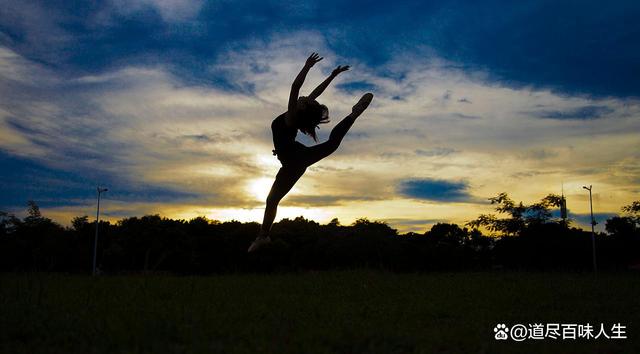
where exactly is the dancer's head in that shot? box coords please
[296,96,329,141]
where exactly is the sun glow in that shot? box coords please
[248,178,273,202]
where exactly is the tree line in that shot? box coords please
[1,195,638,273]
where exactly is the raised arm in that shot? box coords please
[286,52,323,126]
[308,65,349,100]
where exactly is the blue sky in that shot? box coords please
[1,0,639,232]
[4,1,639,95]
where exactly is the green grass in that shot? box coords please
[1,270,638,353]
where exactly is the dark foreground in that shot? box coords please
[1,271,638,353]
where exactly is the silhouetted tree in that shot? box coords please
[0,211,20,236]
[1,198,637,273]
[24,200,43,226]
[621,200,640,226]
[606,216,637,235]
[623,201,640,213]
[467,192,565,236]
[606,200,640,237]
[71,215,90,231]
[427,223,469,246]
[526,194,565,225]
[603,201,640,269]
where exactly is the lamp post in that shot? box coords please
[582,185,597,273]
[93,187,108,276]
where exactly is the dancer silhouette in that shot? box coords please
[248,52,374,252]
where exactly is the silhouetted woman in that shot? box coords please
[248,52,374,252]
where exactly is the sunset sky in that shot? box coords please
[1,1,639,233]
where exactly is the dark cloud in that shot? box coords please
[397,178,473,202]
[529,105,615,120]
[0,150,197,210]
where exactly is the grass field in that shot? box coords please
[1,270,638,353]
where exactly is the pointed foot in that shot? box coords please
[352,92,374,117]
[248,235,272,253]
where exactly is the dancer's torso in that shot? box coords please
[271,113,301,158]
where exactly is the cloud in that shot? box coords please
[529,105,615,120]
[0,45,270,213]
[0,2,74,61]
[398,179,473,202]
[1,25,639,231]
[108,0,204,22]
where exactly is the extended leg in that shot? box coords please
[302,114,356,166]
[303,93,374,166]
[259,165,306,236]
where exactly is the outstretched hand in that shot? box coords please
[305,52,323,67]
[332,65,350,76]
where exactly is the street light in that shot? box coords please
[582,185,597,272]
[93,187,108,276]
